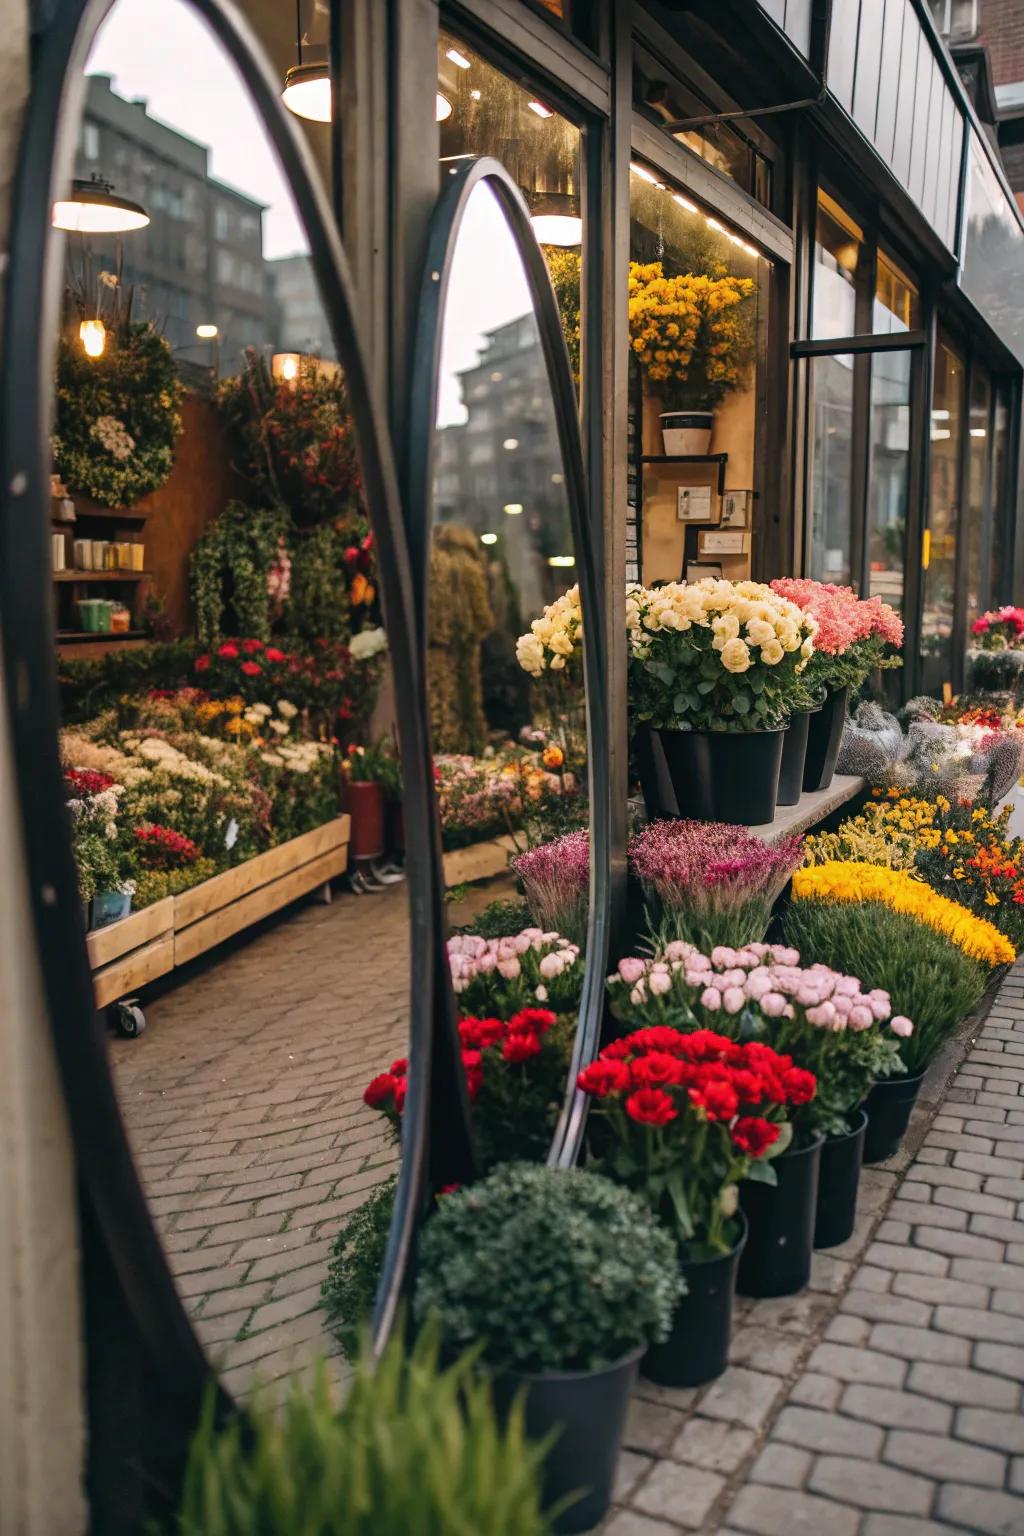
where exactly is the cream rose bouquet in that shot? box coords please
[627,579,817,732]
[515,585,582,678]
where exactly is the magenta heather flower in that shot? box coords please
[513,829,590,949]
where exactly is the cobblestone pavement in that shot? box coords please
[109,881,410,1401]
[604,958,1024,1536]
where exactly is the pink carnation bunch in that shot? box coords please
[771,578,904,692]
[630,819,804,952]
[971,606,1024,647]
[513,829,590,949]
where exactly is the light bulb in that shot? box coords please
[196,323,218,339]
[436,92,453,122]
[282,64,331,123]
[531,213,582,246]
[480,532,498,545]
[80,319,106,358]
[446,47,471,68]
[503,503,523,515]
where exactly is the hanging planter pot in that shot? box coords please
[491,1347,642,1534]
[777,707,818,807]
[658,726,784,825]
[660,410,713,455]
[737,1134,823,1298]
[643,1216,747,1389]
[814,1110,868,1249]
[344,779,386,861]
[803,686,849,793]
[862,1070,927,1165]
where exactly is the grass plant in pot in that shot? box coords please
[785,867,1009,1162]
[629,818,804,954]
[413,1164,679,1534]
[770,579,904,793]
[627,579,817,825]
[576,1020,805,1386]
[627,261,756,454]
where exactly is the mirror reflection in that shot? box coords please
[53,0,408,1400]
[421,178,589,1169]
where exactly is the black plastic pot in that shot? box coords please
[803,686,849,792]
[814,1110,868,1249]
[737,1134,823,1298]
[492,1347,642,1534]
[658,726,785,825]
[862,1071,927,1165]
[643,1216,746,1388]
[634,725,679,820]
[777,708,818,807]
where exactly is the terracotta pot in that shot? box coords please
[344,779,386,861]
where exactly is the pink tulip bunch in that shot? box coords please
[448,927,583,1019]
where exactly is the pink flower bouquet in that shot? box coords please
[606,940,911,1136]
[629,819,803,951]
[513,829,590,948]
[448,927,583,1018]
[771,578,904,694]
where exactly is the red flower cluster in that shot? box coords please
[64,767,114,798]
[133,824,200,865]
[577,1027,814,1156]
[363,1055,408,1114]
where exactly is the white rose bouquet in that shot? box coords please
[628,579,817,733]
[515,585,582,678]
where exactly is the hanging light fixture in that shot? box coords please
[79,319,107,358]
[436,92,453,121]
[282,0,330,122]
[272,352,302,383]
[52,176,148,233]
[528,189,582,247]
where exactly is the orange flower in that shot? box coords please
[543,745,565,769]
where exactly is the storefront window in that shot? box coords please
[809,354,855,585]
[633,53,773,206]
[627,161,770,584]
[921,334,965,693]
[964,363,992,628]
[812,191,865,340]
[874,251,920,335]
[866,349,911,612]
[989,387,1011,607]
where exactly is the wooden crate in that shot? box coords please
[89,897,175,1009]
[443,833,518,888]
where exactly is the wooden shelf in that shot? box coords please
[57,629,146,644]
[51,506,149,524]
[640,453,729,464]
[53,570,151,583]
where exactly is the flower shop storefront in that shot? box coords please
[5,1,1024,1533]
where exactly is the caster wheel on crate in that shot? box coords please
[109,1000,146,1038]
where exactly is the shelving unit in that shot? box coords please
[54,570,151,583]
[51,495,151,657]
[634,448,731,581]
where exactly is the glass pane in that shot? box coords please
[874,250,921,334]
[438,32,582,387]
[962,130,1024,367]
[809,353,855,584]
[964,363,992,629]
[867,349,911,614]
[628,162,768,584]
[633,51,764,201]
[812,189,865,340]
[990,387,1011,606]
[921,334,965,693]
[56,0,410,1398]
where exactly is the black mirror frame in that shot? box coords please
[406,156,611,1170]
[0,0,437,1497]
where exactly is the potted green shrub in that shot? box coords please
[173,1323,556,1535]
[413,1164,679,1534]
[576,1021,804,1387]
[626,580,817,825]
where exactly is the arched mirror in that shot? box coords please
[0,0,435,1492]
[406,158,608,1175]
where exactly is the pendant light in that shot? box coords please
[79,319,107,358]
[282,0,330,122]
[529,191,582,247]
[52,176,149,234]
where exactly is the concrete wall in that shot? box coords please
[0,0,88,1530]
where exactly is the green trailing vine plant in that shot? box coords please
[190,501,290,645]
[289,523,352,643]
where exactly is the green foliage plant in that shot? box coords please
[782,898,989,1075]
[190,501,290,644]
[321,1176,396,1360]
[413,1164,680,1375]
[428,527,495,754]
[172,1321,555,1536]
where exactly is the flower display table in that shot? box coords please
[747,774,864,844]
[442,833,519,888]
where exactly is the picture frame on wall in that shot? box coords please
[676,483,718,523]
[698,529,749,557]
[720,489,751,530]
[685,562,723,581]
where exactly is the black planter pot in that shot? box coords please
[737,1135,823,1298]
[492,1347,642,1534]
[643,1216,747,1388]
[777,709,818,807]
[814,1110,868,1249]
[658,727,785,825]
[634,725,679,820]
[803,686,849,793]
[862,1070,927,1165]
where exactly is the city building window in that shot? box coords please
[920,333,964,695]
[215,205,231,240]
[82,120,100,159]
[927,0,979,43]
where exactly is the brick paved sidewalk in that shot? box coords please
[603,959,1024,1536]
[110,881,410,1401]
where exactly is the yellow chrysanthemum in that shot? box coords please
[792,861,1016,969]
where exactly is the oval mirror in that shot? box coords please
[406,159,607,1175]
[0,0,435,1474]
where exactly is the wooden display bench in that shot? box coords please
[87,815,350,1008]
[443,833,519,888]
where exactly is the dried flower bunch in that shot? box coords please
[513,829,590,949]
[630,819,803,950]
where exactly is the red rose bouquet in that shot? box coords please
[578,1026,812,1256]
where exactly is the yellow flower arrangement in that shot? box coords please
[792,861,1016,969]
[628,261,755,410]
